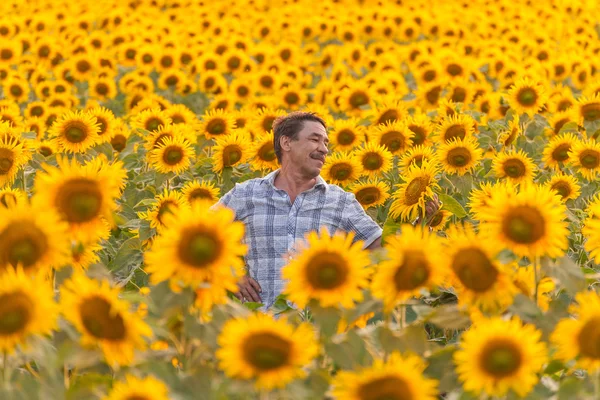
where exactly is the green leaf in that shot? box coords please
[425,345,459,393]
[108,237,142,271]
[558,377,586,400]
[375,324,430,355]
[382,216,402,244]
[243,302,264,311]
[426,304,471,330]
[311,303,342,339]
[541,256,586,295]
[438,193,467,218]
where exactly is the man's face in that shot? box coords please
[281,120,329,178]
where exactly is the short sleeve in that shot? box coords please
[341,193,383,248]
[210,185,241,219]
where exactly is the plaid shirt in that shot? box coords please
[215,169,382,308]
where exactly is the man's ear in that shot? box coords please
[280,135,291,152]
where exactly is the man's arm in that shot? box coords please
[366,235,382,250]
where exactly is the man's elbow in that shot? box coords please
[366,235,382,250]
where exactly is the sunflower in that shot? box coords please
[249,132,278,172]
[142,123,195,152]
[338,81,375,115]
[369,120,412,155]
[35,138,59,157]
[282,228,371,309]
[398,145,435,173]
[367,97,407,126]
[511,265,555,312]
[498,118,523,148]
[569,138,600,181]
[60,273,152,366]
[437,136,482,176]
[109,120,131,153]
[0,187,26,209]
[211,131,250,173]
[149,136,194,175]
[2,77,30,103]
[434,113,476,144]
[103,375,170,400]
[348,179,390,210]
[468,181,515,222]
[199,108,236,139]
[478,184,568,258]
[388,159,440,221]
[545,173,581,201]
[138,189,188,233]
[165,104,199,127]
[321,151,363,186]
[70,240,103,271]
[444,224,517,313]
[24,101,48,120]
[33,157,127,244]
[454,317,548,398]
[47,109,100,153]
[371,225,445,312]
[250,107,287,135]
[507,77,548,117]
[405,112,434,147]
[575,94,600,125]
[542,132,577,170]
[492,149,537,184]
[583,203,600,264]
[353,142,393,178]
[0,266,58,353]
[546,111,576,136]
[0,136,29,188]
[415,83,443,109]
[89,76,117,101]
[329,118,366,152]
[331,352,438,400]
[144,203,246,287]
[87,107,116,143]
[181,180,220,206]
[216,313,318,390]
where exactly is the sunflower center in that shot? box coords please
[9,85,22,97]
[260,76,273,88]
[581,102,600,122]
[337,129,356,145]
[262,116,275,132]
[502,206,546,244]
[425,85,441,105]
[553,118,569,135]
[447,63,463,76]
[189,188,213,201]
[80,296,126,340]
[357,375,412,400]
[206,119,225,135]
[258,143,276,161]
[243,332,291,371]
[451,247,498,292]
[96,118,107,135]
[380,131,404,152]
[178,228,221,268]
[404,177,428,206]
[443,125,466,142]
[306,251,348,289]
[428,212,444,227]
[517,87,537,106]
[0,193,16,208]
[330,163,353,182]
[378,110,399,125]
[96,84,109,96]
[551,181,571,199]
[409,125,426,145]
[64,122,89,143]
[56,178,103,223]
[355,187,381,206]
[480,339,522,378]
[0,148,14,174]
[577,317,600,359]
[349,91,369,108]
[393,250,430,291]
[172,115,185,124]
[39,146,53,157]
[0,292,32,335]
[0,49,12,60]
[551,143,570,162]
[223,145,242,166]
[111,134,127,152]
[162,145,184,166]
[0,221,49,269]
[285,92,300,105]
[580,149,600,169]
[145,117,163,132]
[447,147,471,167]
[363,152,383,170]
[502,158,526,178]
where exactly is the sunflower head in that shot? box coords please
[49,110,101,153]
[321,151,363,186]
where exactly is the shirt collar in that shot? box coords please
[262,169,327,192]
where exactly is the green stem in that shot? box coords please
[533,257,540,305]
[2,350,8,387]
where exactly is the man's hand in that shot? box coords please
[235,276,262,303]
[414,194,441,226]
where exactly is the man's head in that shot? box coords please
[273,111,329,178]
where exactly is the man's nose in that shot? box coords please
[319,141,329,154]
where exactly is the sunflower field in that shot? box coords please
[2,0,600,398]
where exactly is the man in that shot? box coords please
[215,111,430,308]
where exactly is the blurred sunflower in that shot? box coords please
[321,151,363,186]
[574,94,600,125]
[542,132,577,170]
[165,104,199,127]
[389,159,440,221]
[2,76,30,103]
[216,313,318,390]
[348,179,390,210]
[454,317,548,398]
[109,120,131,153]
[479,184,568,258]
[249,132,278,172]
[331,352,438,400]
[372,225,445,312]
[367,97,407,126]
[211,131,250,173]
[282,229,371,309]
[434,113,476,144]
[131,108,172,133]
[353,142,393,178]
[0,267,57,353]
[338,80,375,116]
[145,203,246,287]
[370,120,412,155]
[48,109,100,153]
[0,187,26,209]
[61,273,152,366]
[250,107,286,135]
[35,138,59,158]
[87,107,116,144]
[0,136,28,188]
[328,118,366,152]
[428,209,453,231]
[405,112,434,147]
[507,77,548,117]
[492,149,537,184]
[552,291,600,372]
[70,240,103,271]
[199,108,236,139]
[398,145,435,172]
[546,111,576,136]
[436,136,482,176]
[468,181,515,222]
[103,375,170,400]
[583,202,600,264]
[498,118,522,148]
[444,224,517,313]
[138,189,188,233]
[181,180,220,206]
[149,136,194,174]
[569,139,600,181]
[88,76,118,101]
[33,157,127,243]
[545,173,581,201]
